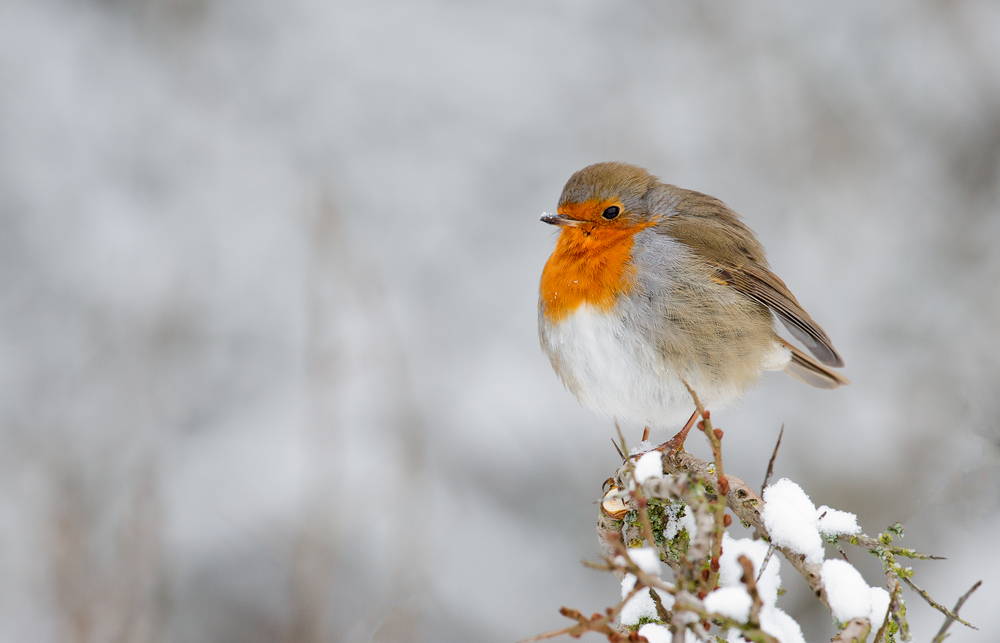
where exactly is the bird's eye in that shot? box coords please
[601,205,621,220]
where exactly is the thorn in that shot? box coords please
[611,438,625,461]
[761,424,785,495]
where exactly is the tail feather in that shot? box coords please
[778,338,849,389]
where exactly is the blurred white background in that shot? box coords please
[1,1,998,641]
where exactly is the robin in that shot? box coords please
[538,162,846,448]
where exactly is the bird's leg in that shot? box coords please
[656,409,700,453]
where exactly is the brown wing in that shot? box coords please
[777,338,849,388]
[716,263,844,367]
[654,185,845,368]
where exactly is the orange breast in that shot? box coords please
[540,226,648,323]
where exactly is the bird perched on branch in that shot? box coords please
[538,162,846,448]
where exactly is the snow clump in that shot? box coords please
[618,546,672,626]
[718,533,780,605]
[704,586,752,622]
[762,478,825,564]
[816,505,861,537]
[633,450,663,484]
[619,573,673,626]
[821,559,877,622]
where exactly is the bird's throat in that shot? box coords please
[540,226,648,323]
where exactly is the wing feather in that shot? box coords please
[651,185,845,368]
[716,264,844,367]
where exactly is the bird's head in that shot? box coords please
[541,162,663,231]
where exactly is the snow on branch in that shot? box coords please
[525,390,981,643]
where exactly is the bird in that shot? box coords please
[538,162,846,448]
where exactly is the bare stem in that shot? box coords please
[760,424,784,495]
[738,554,763,627]
[660,448,828,605]
[931,580,982,643]
[901,576,977,630]
[682,381,726,593]
[838,533,944,560]
[832,618,871,643]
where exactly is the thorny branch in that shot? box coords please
[660,445,829,605]
[529,387,979,642]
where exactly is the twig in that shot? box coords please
[901,576,977,630]
[831,618,871,643]
[614,421,628,460]
[838,533,945,560]
[615,429,659,550]
[660,448,828,605]
[670,620,685,643]
[610,438,625,462]
[755,545,776,585]
[607,534,678,596]
[738,555,763,626]
[670,595,779,643]
[590,535,781,643]
[931,580,982,642]
[650,587,671,623]
[871,595,891,643]
[682,381,726,592]
[520,583,646,642]
[885,572,909,641]
[559,413,974,643]
[760,424,784,495]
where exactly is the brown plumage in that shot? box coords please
[538,162,846,431]
[660,188,845,370]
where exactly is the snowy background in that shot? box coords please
[2,1,999,641]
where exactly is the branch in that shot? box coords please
[680,382,726,593]
[883,571,908,642]
[837,532,945,560]
[832,618,871,643]
[535,407,977,643]
[931,580,982,642]
[760,424,784,495]
[659,448,828,605]
[520,582,647,642]
[901,576,977,631]
[738,555,763,627]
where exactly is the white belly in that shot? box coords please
[540,304,744,428]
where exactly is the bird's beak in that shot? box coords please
[540,212,585,227]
